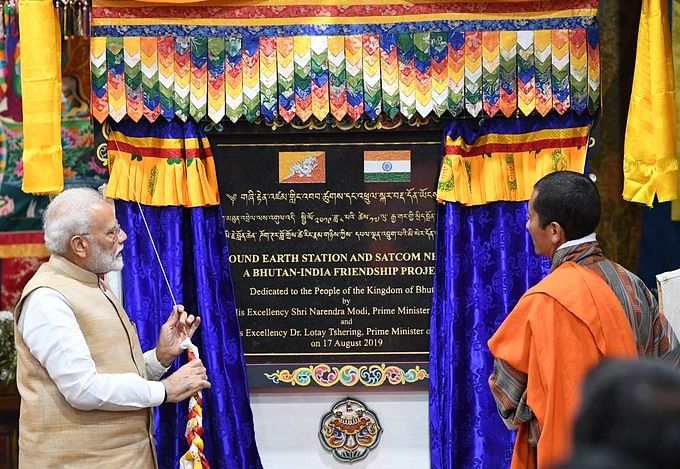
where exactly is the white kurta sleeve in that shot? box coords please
[143,348,171,381]
[18,288,166,411]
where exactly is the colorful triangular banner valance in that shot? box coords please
[90,0,601,125]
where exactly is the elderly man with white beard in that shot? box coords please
[13,188,211,468]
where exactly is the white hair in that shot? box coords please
[43,188,106,255]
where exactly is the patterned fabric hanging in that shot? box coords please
[106,118,219,207]
[190,37,208,122]
[499,31,517,118]
[174,37,191,122]
[551,29,570,114]
[107,37,125,122]
[259,37,277,122]
[414,32,432,119]
[481,31,500,117]
[225,37,243,123]
[464,32,482,117]
[569,29,588,114]
[158,36,175,121]
[0,15,7,112]
[447,31,465,117]
[345,35,364,122]
[534,30,552,117]
[362,34,381,120]
[91,36,108,123]
[242,36,260,122]
[328,35,347,121]
[123,37,143,122]
[397,33,416,119]
[311,35,329,121]
[277,36,295,123]
[293,36,312,123]
[379,34,399,119]
[430,32,448,117]
[436,112,595,206]
[586,27,600,115]
[141,37,161,122]
[517,30,535,117]
[207,37,226,124]
[90,0,602,124]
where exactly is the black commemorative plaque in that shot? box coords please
[210,122,443,387]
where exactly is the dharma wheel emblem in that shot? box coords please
[319,397,382,463]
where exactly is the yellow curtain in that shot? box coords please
[623,0,678,206]
[18,0,63,195]
[672,0,680,220]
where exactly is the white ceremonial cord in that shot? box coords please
[134,193,178,307]
[109,137,178,308]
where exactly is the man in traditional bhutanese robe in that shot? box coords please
[489,262,638,468]
[488,171,651,469]
[551,241,680,366]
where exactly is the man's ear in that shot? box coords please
[549,221,566,245]
[69,236,88,259]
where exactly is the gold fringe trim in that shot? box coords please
[622,155,679,206]
[105,150,220,207]
[436,141,588,206]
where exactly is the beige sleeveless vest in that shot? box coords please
[14,255,157,469]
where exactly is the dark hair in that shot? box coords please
[532,171,600,240]
[564,359,680,469]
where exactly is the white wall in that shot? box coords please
[250,390,429,468]
[657,268,680,336]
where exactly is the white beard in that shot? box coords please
[88,242,124,274]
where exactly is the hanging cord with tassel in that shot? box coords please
[179,338,210,469]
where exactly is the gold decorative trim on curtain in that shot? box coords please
[105,120,220,207]
[436,113,593,206]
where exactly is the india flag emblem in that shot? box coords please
[363,150,411,183]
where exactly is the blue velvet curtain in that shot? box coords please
[638,202,680,289]
[116,200,262,469]
[429,200,550,468]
